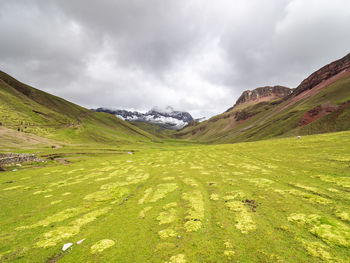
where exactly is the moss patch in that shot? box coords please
[298,238,333,262]
[157,208,177,225]
[138,187,153,204]
[165,254,186,263]
[16,207,85,230]
[223,240,235,260]
[162,176,175,181]
[149,183,178,203]
[84,187,129,202]
[335,209,350,222]
[210,193,219,201]
[275,188,331,204]
[245,178,274,187]
[3,185,24,191]
[288,213,350,247]
[182,190,204,232]
[157,203,178,225]
[50,200,62,205]
[159,228,178,239]
[225,201,256,234]
[36,207,111,247]
[139,206,152,219]
[91,239,115,254]
[182,178,198,187]
[315,174,350,188]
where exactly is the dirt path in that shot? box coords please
[0,126,60,148]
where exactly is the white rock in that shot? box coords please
[62,243,73,251]
[76,238,85,245]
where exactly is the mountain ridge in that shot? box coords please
[176,53,350,143]
[94,107,193,129]
[291,53,350,97]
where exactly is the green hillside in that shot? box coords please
[0,71,157,145]
[128,121,177,139]
[176,72,350,143]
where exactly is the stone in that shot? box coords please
[62,243,73,251]
[76,238,85,245]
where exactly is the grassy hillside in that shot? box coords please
[129,121,177,139]
[1,131,350,262]
[0,71,157,145]
[176,72,350,143]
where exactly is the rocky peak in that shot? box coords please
[292,53,350,97]
[234,85,293,107]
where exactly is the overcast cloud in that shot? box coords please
[0,0,349,117]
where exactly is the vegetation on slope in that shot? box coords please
[0,71,157,145]
[176,73,350,143]
[128,121,176,139]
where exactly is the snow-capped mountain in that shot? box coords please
[94,106,193,129]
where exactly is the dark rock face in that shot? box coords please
[96,108,144,120]
[292,53,350,97]
[234,86,293,107]
[146,107,193,123]
[94,106,193,129]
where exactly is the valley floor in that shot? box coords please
[1,131,350,262]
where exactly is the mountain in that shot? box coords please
[176,53,350,143]
[94,106,193,129]
[0,70,156,145]
[2,53,349,147]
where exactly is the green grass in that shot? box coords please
[1,131,350,262]
[128,121,177,139]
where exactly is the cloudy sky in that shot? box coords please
[0,0,349,118]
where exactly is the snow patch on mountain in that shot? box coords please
[94,106,193,129]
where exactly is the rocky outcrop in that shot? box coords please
[0,153,42,165]
[292,53,350,97]
[234,86,292,107]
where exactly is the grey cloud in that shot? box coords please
[0,0,349,118]
[57,0,204,72]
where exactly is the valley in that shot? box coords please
[2,1,350,262]
[0,54,350,263]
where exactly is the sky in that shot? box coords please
[0,0,350,118]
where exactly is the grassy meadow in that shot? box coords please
[1,131,350,262]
